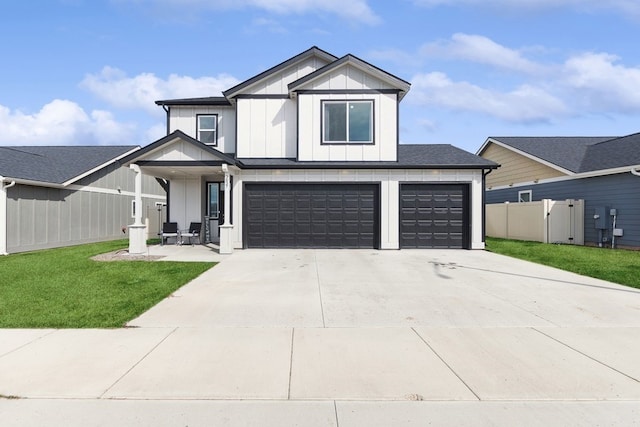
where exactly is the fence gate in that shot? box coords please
[486,199,584,244]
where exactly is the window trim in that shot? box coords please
[197,114,218,146]
[321,99,375,145]
[518,190,532,203]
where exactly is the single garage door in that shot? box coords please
[244,183,379,248]
[400,184,469,249]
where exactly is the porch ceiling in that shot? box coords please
[140,165,226,179]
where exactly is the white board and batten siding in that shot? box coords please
[168,178,202,233]
[235,98,297,158]
[230,168,485,250]
[250,56,333,95]
[297,92,397,162]
[169,106,236,154]
[144,138,224,162]
[295,65,399,162]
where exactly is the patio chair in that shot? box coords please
[180,222,201,245]
[160,222,179,245]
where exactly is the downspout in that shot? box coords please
[631,166,640,177]
[162,105,170,135]
[1,176,17,255]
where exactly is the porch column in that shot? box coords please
[1,176,16,256]
[219,164,233,254]
[128,164,147,255]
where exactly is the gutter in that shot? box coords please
[631,166,640,177]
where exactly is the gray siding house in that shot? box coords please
[478,134,640,248]
[0,146,166,254]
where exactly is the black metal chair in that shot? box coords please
[180,222,201,245]
[161,222,178,245]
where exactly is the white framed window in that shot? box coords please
[197,114,217,145]
[518,190,532,203]
[322,100,373,144]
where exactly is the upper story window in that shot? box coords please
[322,100,373,144]
[197,114,217,146]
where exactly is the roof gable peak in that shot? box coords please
[288,53,411,100]
[222,46,338,99]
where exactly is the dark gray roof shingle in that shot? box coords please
[0,146,137,184]
[486,136,640,173]
[237,144,497,169]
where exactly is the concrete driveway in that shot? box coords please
[2,249,640,426]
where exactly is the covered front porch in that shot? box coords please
[121,131,238,255]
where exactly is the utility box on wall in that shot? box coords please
[593,206,609,230]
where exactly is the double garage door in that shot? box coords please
[244,183,469,249]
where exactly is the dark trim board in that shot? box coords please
[399,183,470,249]
[243,182,380,249]
[295,89,400,95]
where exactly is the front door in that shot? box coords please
[206,182,227,243]
[207,182,220,243]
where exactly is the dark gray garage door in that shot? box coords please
[244,183,379,248]
[400,184,469,249]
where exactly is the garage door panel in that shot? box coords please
[245,183,378,248]
[400,184,469,249]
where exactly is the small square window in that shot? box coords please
[518,190,532,203]
[197,114,217,146]
[322,100,373,144]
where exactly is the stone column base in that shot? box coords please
[219,225,234,254]
[128,224,147,255]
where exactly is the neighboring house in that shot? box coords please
[121,46,498,253]
[0,146,166,254]
[478,134,640,248]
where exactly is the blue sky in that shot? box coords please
[2,0,640,153]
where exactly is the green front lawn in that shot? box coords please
[486,237,640,289]
[0,240,214,328]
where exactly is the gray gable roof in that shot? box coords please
[581,133,640,172]
[0,145,138,184]
[223,46,338,99]
[288,54,411,100]
[118,130,238,166]
[237,144,498,169]
[485,136,638,173]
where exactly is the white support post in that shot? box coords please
[219,164,234,254]
[128,164,147,255]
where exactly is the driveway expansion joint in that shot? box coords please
[410,327,481,401]
[99,327,179,399]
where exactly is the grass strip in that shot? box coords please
[486,237,640,289]
[0,240,214,328]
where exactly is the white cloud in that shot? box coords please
[412,0,640,16]
[145,122,167,143]
[80,67,240,114]
[421,33,546,74]
[0,100,135,146]
[563,52,640,111]
[120,0,380,25]
[409,72,568,123]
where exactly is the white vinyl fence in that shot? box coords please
[486,199,584,245]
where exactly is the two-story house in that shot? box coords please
[122,47,498,253]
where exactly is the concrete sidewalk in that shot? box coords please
[1,250,640,425]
